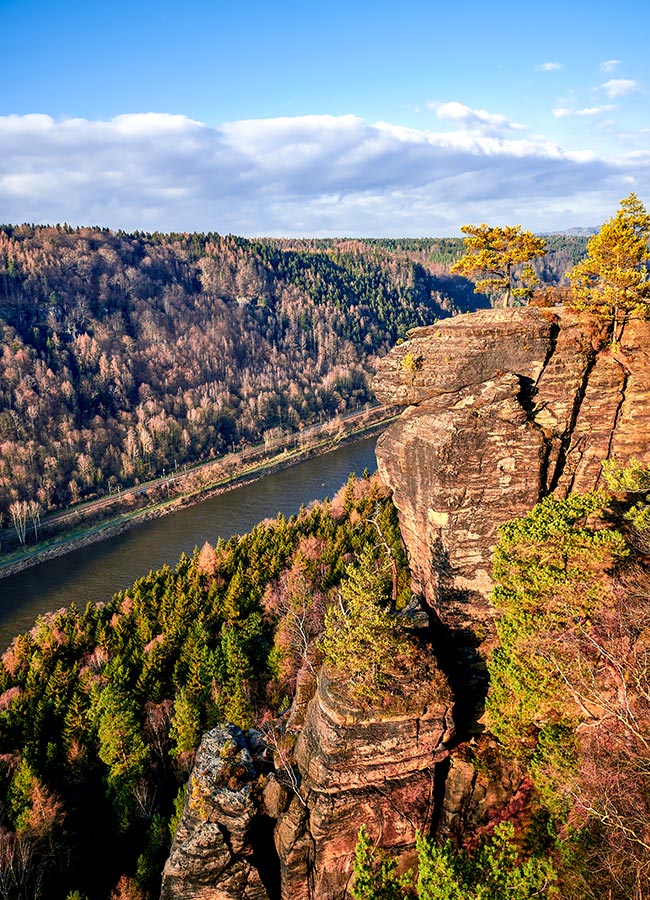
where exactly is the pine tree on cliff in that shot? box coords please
[320,547,412,704]
[351,825,413,899]
[450,224,547,307]
[567,192,650,343]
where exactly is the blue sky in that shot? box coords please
[1,0,649,235]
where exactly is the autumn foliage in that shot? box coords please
[0,472,409,898]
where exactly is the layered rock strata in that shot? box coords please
[374,307,650,638]
[163,658,453,900]
[275,659,453,900]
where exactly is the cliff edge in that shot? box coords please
[374,307,650,644]
[162,306,650,899]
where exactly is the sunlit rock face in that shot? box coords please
[374,307,650,641]
[163,661,453,900]
[162,307,650,900]
[275,658,453,900]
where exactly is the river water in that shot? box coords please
[0,437,378,650]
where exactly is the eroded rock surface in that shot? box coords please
[374,307,650,640]
[275,657,453,900]
[160,725,275,900]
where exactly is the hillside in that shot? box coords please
[0,227,585,537]
[1,302,648,900]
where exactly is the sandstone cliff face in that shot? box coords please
[276,658,453,900]
[164,307,650,900]
[371,306,650,840]
[374,307,650,641]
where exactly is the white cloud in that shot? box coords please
[602,78,639,98]
[600,59,621,72]
[553,104,615,118]
[0,111,645,236]
[430,101,524,135]
[536,62,563,72]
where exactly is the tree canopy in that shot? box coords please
[320,546,413,704]
[450,224,547,307]
[350,822,558,900]
[567,192,650,339]
[486,482,650,898]
[0,472,410,899]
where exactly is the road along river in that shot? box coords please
[0,436,378,649]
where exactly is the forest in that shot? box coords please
[0,226,586,541]
[0,472,410,899]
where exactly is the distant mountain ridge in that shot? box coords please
[541,226,598,236]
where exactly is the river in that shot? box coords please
[0,437,378,650]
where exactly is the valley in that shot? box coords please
[1,216,648,900]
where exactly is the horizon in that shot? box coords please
[0,222,596,240]
[1,0,648,237]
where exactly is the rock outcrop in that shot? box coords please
[275,657,453,900]
[163,307,650,900]
[161,725,277,900]
[370,305,650,844]
[163,658,452,900]
[374,307,650,642]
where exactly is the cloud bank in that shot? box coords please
[602,78,639,98]
[432,101,524,135]
[553,104,615,118]
[0,111,646,236]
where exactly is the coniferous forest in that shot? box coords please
[0,473,408,899]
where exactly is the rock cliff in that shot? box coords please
[374,307,650,646]
[370,305,650,841]
[163,307,650,900]
[276,656,453,900]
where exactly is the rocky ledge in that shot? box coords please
[374,307,650,643]
[275,655,453,900]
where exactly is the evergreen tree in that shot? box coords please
[351,825,414,900]
[567,192,650,341]
[320,547,412,703]
[416,824,558,899]
[450,225,547,307]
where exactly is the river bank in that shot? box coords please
[0,409,396,581]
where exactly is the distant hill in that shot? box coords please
[542,226,598,237]
[0,227,585,522]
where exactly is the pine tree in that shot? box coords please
[450,224,547,307]
[567,192,650,341]
[320,548,412,704]
[351,825,413,900]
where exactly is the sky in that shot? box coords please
[1,0,649,237]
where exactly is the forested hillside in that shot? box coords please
[0,472,408,899]
[0,226,585,528]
